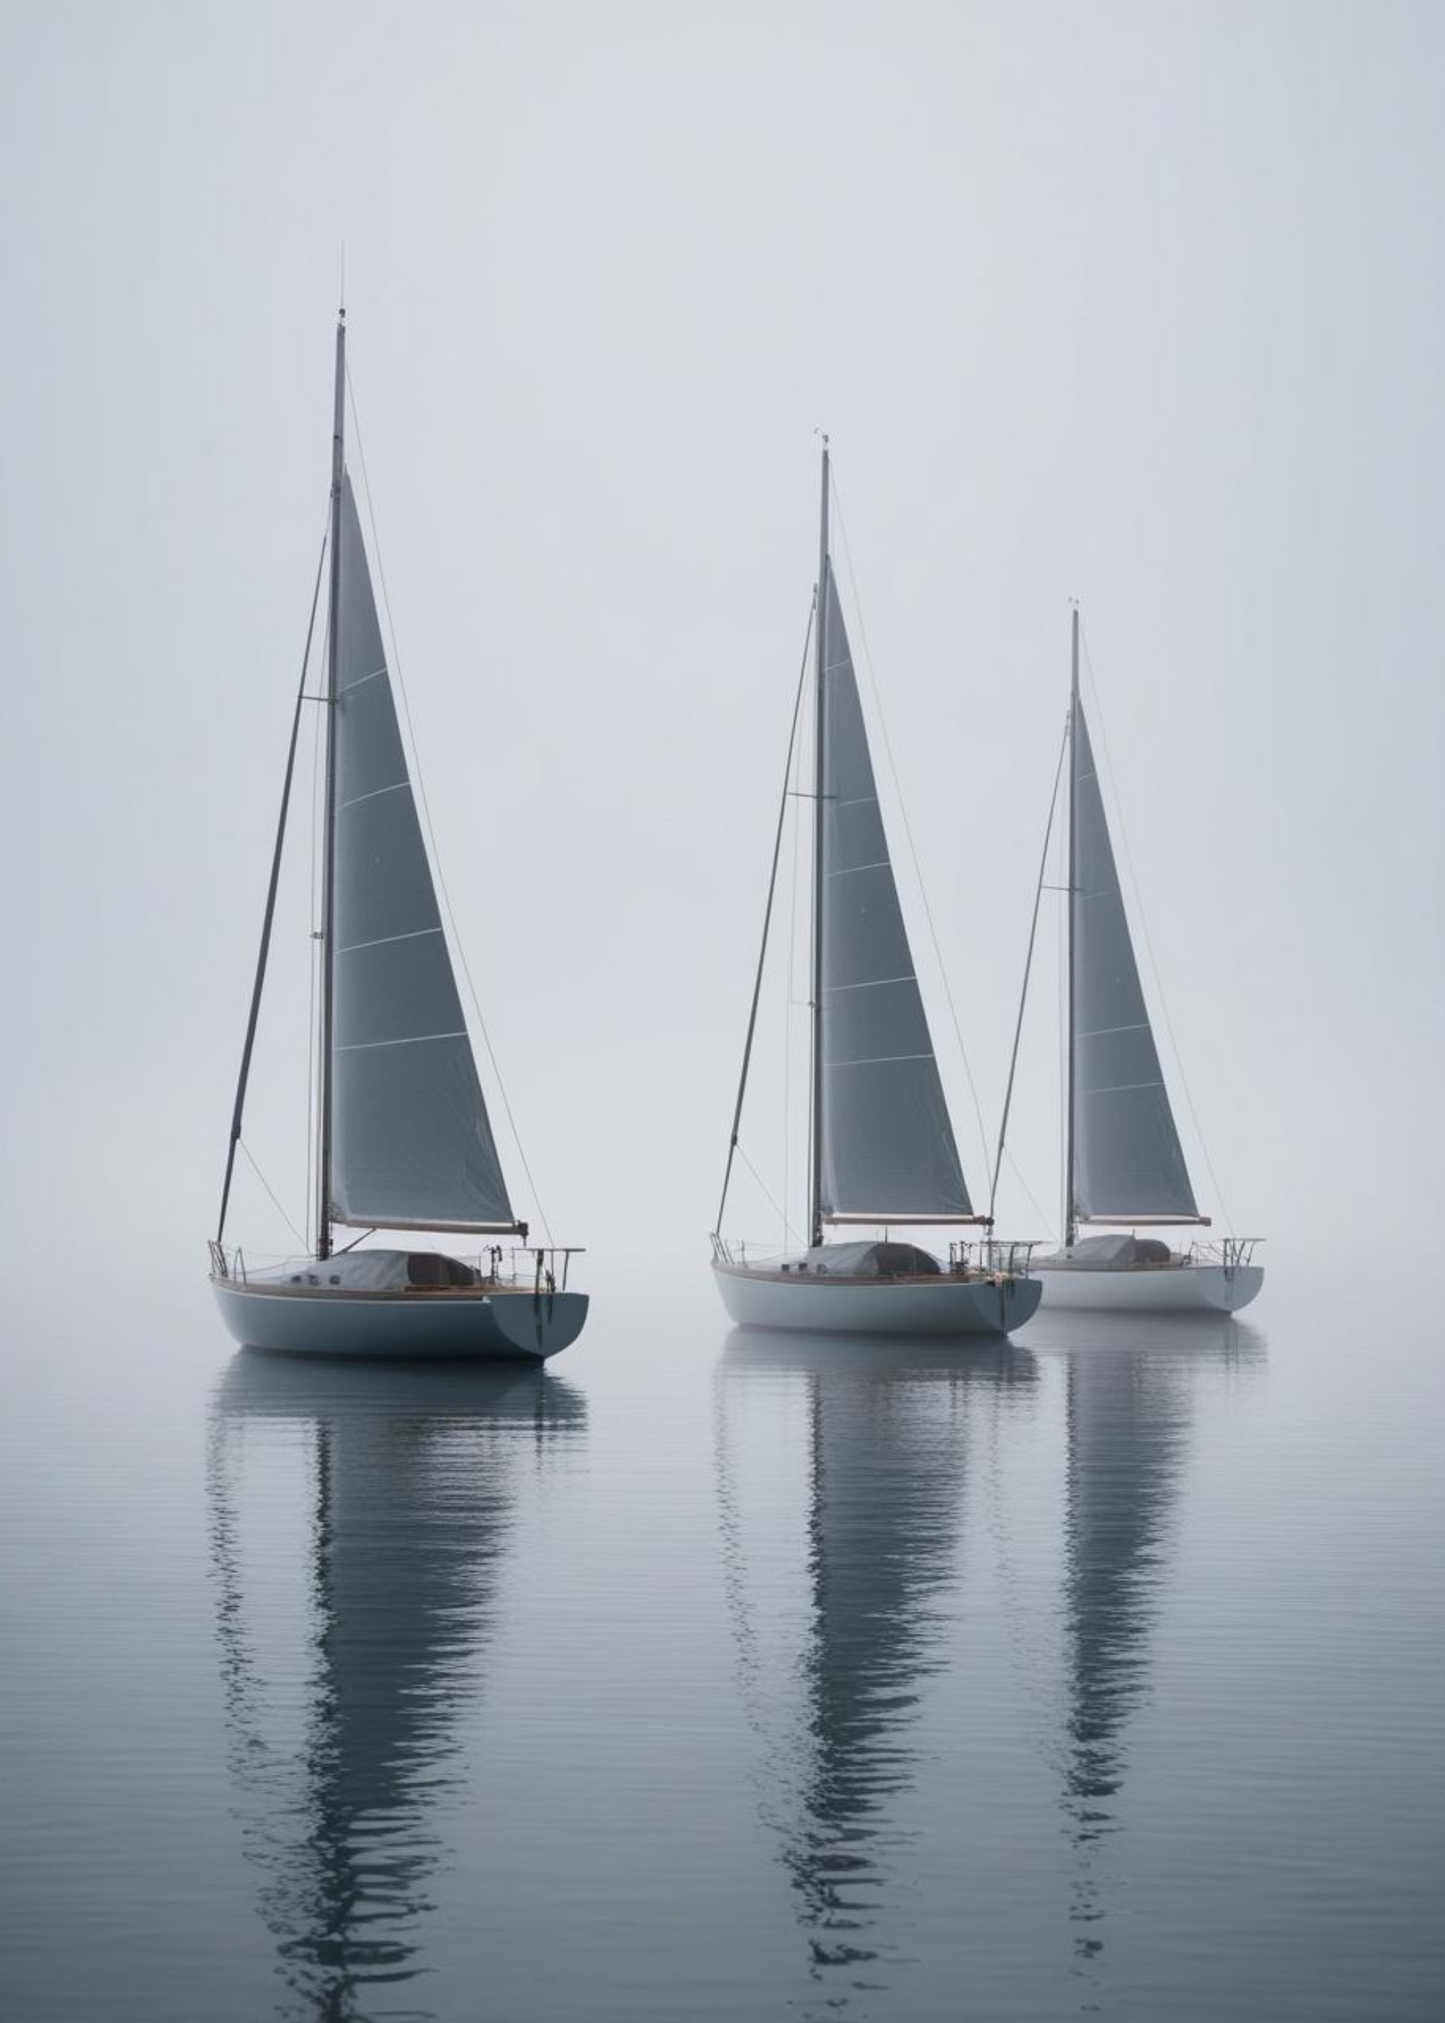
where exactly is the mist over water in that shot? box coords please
[2,1250,1440,2022]
[3,4,1443,2018]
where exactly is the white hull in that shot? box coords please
[712,1262,1042,1337]
[211,1278,588,1361]
[1032,1263,1263,1316]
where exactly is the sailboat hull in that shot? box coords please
[712,1262,1041,1337]
[1032,1263,1263,1315]
[210,1279,588,1361]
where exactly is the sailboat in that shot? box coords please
[710,443,1042,1337]
[209,313,587,1359]
[1027,611,1263,1314]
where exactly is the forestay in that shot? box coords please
[1070,698,1197,1220]
[816,570,972,1220]
[328,476,515,1231]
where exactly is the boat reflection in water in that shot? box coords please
[1030,1307,1266,1987]
[206,1352,586,2020]
[713,1330,1039,2014]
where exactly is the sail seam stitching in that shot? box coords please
[336,926,443,956]
[826,860,889,878]
[824,974,916,993]
[1077,1022,1150,1038]
[338,665,388,694]
[337,779,411,813]
[1080,1078,1165,1094]
[827,1051,935,1067]
[335,1030,467,1052]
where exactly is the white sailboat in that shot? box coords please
[1024,611,1262,1315]
[710,443,1041,1338]
[209,314,587,1360]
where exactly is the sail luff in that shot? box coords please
[1067,656,1200,1224]
[325,474,518,1234]
[317,313,346,1262]
[814,571,972,1222]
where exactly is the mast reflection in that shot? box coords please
[1045,1311,1265,1980]
[714,1331,1037,2015]
[207,1353,586,2022]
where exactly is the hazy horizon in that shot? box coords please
[2,0,1441,1271]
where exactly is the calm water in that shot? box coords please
[2,1255,1441,2021]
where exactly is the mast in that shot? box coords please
[1064,605,1079,1251]
[316,311,346,1262]
[808,438,829,1250]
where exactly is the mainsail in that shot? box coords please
[1070,696,1197,1222]
[327,475,515,1231]
[816,569,972,1221]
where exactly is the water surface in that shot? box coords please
[2,1259,1440,2020]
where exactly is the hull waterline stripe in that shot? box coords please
[336,1029,467,1052]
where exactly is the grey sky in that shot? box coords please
[1,1,1440,1269]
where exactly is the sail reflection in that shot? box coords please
[207,1353,586,2022]
[1039,1310,1265,1977]
[714,1331,1038,2014]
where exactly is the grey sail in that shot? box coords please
[1070,699,1197,1220]
[329,475,515,1231]
[817,569,972,1220]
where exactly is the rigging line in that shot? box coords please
[715,592,816,1236]
[215,521,329,1247]
[1078,621,1236,1234]
[305,601,328,1247]
[783,651,808,1243]
[781,738,794,1247]
[989,714,1069,1220]
[1057,809,1067,1239]
[344,364,555,1246]
[737,1142,805,1249]
[827,469,993,1185]
[1004,1147,1053,1235]
[239,1139,308,1249]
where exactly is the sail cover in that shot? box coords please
[328,475,515,1230]
[1070,699,1197,1220]
[817,569,972,1220]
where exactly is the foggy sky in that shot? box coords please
[1,1,1441,1272]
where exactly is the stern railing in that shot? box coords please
[711,1233,1039,1280]
[205,1242,582,1291]
[949,1238,1039,1279]
[1186,1236,1263,1274]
